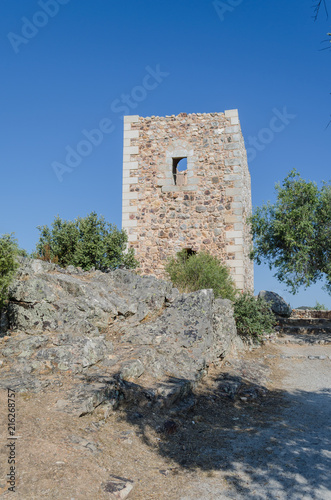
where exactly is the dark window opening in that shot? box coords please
[178,248,197,262]
[172,157,188,186]
[184,248,196,257]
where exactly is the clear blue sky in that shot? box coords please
[1,0,330,307]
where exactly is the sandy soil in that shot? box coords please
[0,342,330,499]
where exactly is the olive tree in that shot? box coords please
[250,170,331,294]
[35,212,138,271]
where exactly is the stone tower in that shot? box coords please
[122,110,254,291]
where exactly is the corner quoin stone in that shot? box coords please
[121,110,254,291]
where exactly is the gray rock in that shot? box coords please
[258,291,292,317]
[103,475,134,500]
[35,336,110,371]
[0,258,245,414]
[5,258,174,335]
[120,359,145,380]
[59,377,125,416]
[122,289,241,383]
[0,309,9,335]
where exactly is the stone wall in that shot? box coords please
[122,110,254,291]
[291,309,331,319]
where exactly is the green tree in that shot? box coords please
[234,292,276,341]
[165,250,237,301]
[0,234,21,308]
[250,170,331,294]
[34,212,138,271]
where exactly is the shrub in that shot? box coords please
[34,212,138,271]
[314,301,328,311]
[165,250,237,301]
[0,234,21,308]
[234,292,276,341]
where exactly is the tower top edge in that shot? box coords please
[123,109,239,122]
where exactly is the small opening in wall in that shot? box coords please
[184,248,196,257]
[179,248,197,262]
[172,157,188,186]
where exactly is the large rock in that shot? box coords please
[0,258,244,413]
[5,257,176,335]
[258,290,292,318]
[122,290,241,381]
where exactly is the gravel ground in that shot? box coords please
[180,343,331,500]
[0,341,330,499]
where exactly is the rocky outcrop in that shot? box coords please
[258,290,292,318]
[0,258,244,415]
[5,257,177,335]
[275,308,331,345]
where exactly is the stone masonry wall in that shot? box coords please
[122,110,254,291]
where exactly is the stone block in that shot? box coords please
[233,165,242,173]
[224,174,240,182]
[122,177,138,185]
[124,115,140,123]
[124,130,140,138]
[234,180,243,188]
[225,158,242,166]
[229,260,244,268]
[123,161,139,170]
[226,245,243,253]
[224,143,240,151]
[231,202,243,209]
[224,215,241,223]
[161,186,180,193]
[225,109,238,118]
[124,192,138,200]
[181,185,199,192]
[234,277,244,289]
[225,187,242,196]
[225,125,240,134]
[124,219,138,227]
[122,205,138,213]
[225,230,242,239]
[123,146,139,155]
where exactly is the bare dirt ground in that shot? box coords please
[1,340,331,500]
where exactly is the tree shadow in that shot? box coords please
[108,372,331,499]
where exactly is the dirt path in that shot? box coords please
[179,342,331,500]
[0,341,330,499]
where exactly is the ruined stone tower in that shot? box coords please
[122,110,254,291]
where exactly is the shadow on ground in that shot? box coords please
[108,372,331,499]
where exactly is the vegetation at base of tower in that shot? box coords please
[233,292,276,341]
[34,212,138,271]
[165,250,237,301]
[0,234,26,308]
[250,170,331,295]
[314,301,328,311]
[166,250,276,340]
